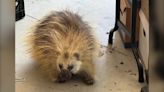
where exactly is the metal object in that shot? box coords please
[108,0,120,44]
[108,0,145,83]
[16,0,25,21]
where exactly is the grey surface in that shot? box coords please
[0,1,15,92]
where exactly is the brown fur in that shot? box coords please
[27,10,97,85]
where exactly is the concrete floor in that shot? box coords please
[16,0,143,92]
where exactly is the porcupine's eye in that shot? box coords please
[73,53,80,60]
[67,64,74,71]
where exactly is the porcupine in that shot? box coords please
[27,10,98,85]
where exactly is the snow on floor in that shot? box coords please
[24,0,115,45]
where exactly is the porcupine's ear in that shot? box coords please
[73,53,80,60]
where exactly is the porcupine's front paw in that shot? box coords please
[57,70,72,83]
[80,71,95,85]
[83,76,95,85]
[83,75,95,85]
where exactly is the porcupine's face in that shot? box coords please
[56,52,82,74]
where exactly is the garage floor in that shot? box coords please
[16,0,143,92]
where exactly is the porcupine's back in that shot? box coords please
[28,10,97,68]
